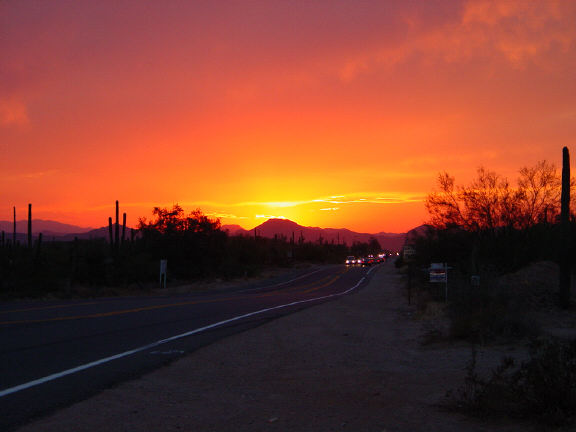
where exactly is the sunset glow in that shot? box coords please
[1,0,575,233]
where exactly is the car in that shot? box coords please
[345,256,356,265]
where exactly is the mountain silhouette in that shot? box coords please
[0,219,93,235]
[1,217,412,250]
[0,219,137,242]
[222,218,408,251]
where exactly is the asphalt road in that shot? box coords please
[0,263,379,431]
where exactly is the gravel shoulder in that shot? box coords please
[16,263,528,432]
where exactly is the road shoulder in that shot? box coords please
[16,263,527,432]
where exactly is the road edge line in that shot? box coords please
[0,268,375,398]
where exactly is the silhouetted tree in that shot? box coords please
[426,161,570,232]
[517,160,561,227]
[138,205,224,278]
[139,205,221,235]
[368,236,381,254]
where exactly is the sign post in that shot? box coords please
[159,259,168,289]
[429,262,450,302]
[403,245,416,305]
[403,245,416,260]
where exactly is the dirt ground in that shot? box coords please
[16,263,531,432]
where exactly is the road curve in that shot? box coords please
[0,263,380,431]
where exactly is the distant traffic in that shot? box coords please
[345,253,388,266]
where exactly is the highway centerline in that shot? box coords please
[237,268,323,292]
[0,269,347,326]
[0,269,372,399]
[0,302,99,315]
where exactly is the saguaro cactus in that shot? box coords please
[108,201,127,252]
[559,146,571,309]
[27,203,32,248]
[13,206,16,246]
[115,200,120,249]
[108,217,114,248]
[122,212,126,244]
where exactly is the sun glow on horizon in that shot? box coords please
[256,214,287,220]
[1,1,575,233]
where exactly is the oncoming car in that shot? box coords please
[345,256,356,265]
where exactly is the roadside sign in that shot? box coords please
[429,263,447,283]
[429,262,452,302]
[403,245,416,260]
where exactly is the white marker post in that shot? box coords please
[159,259,167,289]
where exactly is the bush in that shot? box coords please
[448,276,539,343]
[446,338,576,426]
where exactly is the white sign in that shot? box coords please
[429,262,447,283]
[430,271,447,283]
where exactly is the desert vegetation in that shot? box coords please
[0,203,383,299]
[445,339,576,426]
[405,153,574,339]
[403,148,576,426]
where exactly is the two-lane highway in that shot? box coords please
[0,263,380,430]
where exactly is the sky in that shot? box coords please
[1,0,575,233]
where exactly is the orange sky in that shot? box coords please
[1,1,575,233]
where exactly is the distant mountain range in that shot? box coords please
[0,218,414,251]
[222,218,408,252]
[0,220,134,242]
[0,219,93,235]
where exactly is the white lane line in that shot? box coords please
[238,268,323,292]
[366,264,378,276]
[0,270,372,399]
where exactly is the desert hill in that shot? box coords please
[0,219,93,236]
[222,218,408,252]
[1,217,415,251]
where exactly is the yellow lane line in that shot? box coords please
[0,269,347,325]
[297,275,341,294]
[0,302,99,315]
[254,275,335,298]
[0,297,235,326]
[257,267,346,297]
[258,267,347,297]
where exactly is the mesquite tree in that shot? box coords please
[426,161,562,231]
